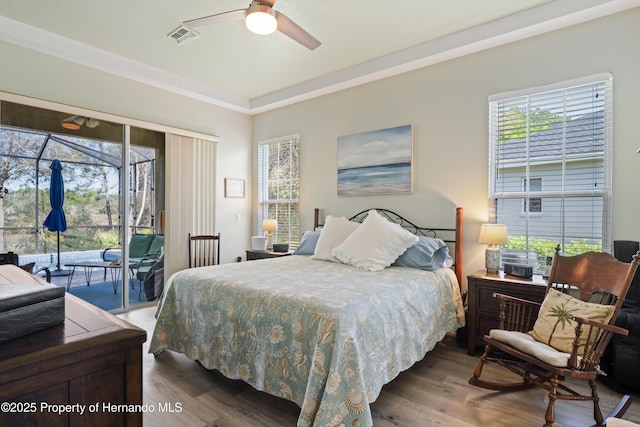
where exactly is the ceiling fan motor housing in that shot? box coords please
[245,2,277,35]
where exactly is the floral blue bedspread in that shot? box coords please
[149,255,464,427]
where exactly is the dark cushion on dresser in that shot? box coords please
[0,265,65,343]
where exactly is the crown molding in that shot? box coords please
[1,0,638,115]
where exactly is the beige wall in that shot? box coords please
[1,8,639,288]
[0,40,253,265]
[252,8,640,287]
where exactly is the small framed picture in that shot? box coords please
[224,178,245,198]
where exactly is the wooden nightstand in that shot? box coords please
[246,249,292,261]
[466,269,548,355]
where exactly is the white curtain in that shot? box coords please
[165,134,217,278]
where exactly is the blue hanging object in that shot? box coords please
[43,159,68,272]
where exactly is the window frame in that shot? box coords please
[522,177,542,214]
[257,134,301,248]
[488,73,613,271]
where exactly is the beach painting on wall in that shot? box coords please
[337,124,413,196]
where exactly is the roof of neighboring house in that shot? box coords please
[497,110,605,163]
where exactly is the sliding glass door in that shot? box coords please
[0,100,165,312]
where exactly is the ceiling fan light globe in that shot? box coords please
[61,122,81,130]
[245,3,277,35]
[61,115,82,130]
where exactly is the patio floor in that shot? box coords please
[44,266,151,311]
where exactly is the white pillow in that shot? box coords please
[332,210,419,271]
[312,216,360,262]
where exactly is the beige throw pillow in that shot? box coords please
[312,215,360,262]
[332,209,419,271]
[531,288,615,353]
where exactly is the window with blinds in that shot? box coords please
[258,135,300,247]
[488,74,612,273]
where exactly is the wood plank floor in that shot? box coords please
[118,306,640,427]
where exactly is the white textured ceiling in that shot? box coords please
[1,0,638,114]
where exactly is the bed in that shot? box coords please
[149,207,465,427]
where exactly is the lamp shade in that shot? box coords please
[479,224,508,245]
[245,3,277,35]
[262,219,278,233]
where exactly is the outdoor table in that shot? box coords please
[65,260,129,294]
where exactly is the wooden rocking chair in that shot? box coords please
[469,246,640,427]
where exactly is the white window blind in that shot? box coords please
[488,73,612,273]
[258,135,300,247]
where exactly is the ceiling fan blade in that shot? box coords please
[61,115,80,124]
[184,9,246,28]
[275,11,321,50]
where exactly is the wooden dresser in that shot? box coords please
[0,290,146,426]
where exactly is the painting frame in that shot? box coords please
[224,178,245,198]
[337,124,413,196]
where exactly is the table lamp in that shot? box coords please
[262,219,278,249]
[479,224,508,273]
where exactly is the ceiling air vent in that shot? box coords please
[167,25,199,44]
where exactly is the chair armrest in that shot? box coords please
[566,316,629,370]
[34,266,51,283]
[573,316,629,336]
[493,293,543,332]
[143,249,162,259]
[132,253,161,269]
[102,247,121,260]
[494,293,542,308]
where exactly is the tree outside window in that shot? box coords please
[258,135,300,247]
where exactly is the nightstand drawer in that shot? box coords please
[476,284,545,315]
[477,286,502,313]
[467,270,547,355]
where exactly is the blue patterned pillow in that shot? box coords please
[392,236,452,270]
[293,230,321,255]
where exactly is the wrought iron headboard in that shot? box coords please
[313,207,464,286]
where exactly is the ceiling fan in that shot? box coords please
[60,116,120,130]
[182,0,321,50]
